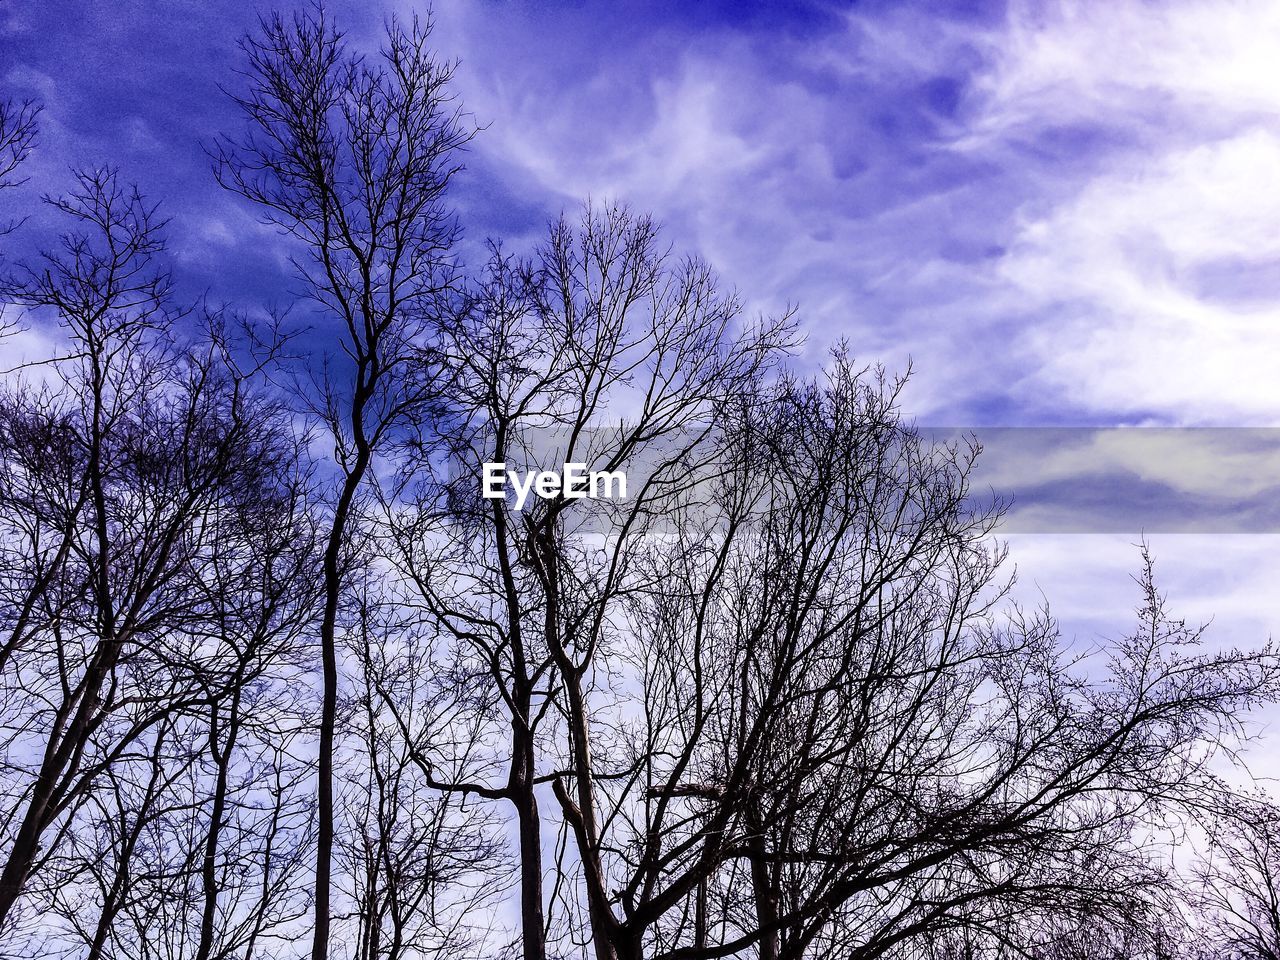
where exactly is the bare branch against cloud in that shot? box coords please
[0,98,39,193]
[0,97,39,275]
[0,3,1278,960]
[211,7,477,959]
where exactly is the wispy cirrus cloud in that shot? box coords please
[431,0,1280,427]
[4,0,1279,655]
[424,0,1280,669]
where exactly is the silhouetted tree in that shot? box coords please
[213,9,475,958]
[371,200,1280,960]
[0,168,316,946]
[0,8,1277,960]
[336,573,508,960]
[1197,799,1280,959]
[379,202,791,960]
[602,428,1274,960]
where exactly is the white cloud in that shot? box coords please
[997,124,1280,423]
[431,0,1280,427]
[974,0,1280,139]
[0,319,66,398]
[956,1,1280,422]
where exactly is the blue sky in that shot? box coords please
[6,0,1279,424]
[4,1,1280,680]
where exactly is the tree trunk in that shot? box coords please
[312,423,371,960]
[512,717,546,960]
[746,801,780,960]
[196,684,243,960]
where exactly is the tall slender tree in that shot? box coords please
[381,204,792,960]
[0,168,309,937]
[213,9,474,958]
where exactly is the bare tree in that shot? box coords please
[213,9,475,958]
[42,329,323,960]
[2,9,1278,959]
[576,376,1277,960]
[381,203,791,960]
[0,167,177,930]
[0,168,314,944]
[0,97,39,241]
[390,250,1280,960]
[1197,799,1280,959]
[335,574,508,960]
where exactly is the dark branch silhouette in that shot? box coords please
[0,9,1276,960]
[213,9,474,958]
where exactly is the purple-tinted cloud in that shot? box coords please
[4,0,1280,667]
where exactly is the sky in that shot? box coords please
[3,0,1280,749]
